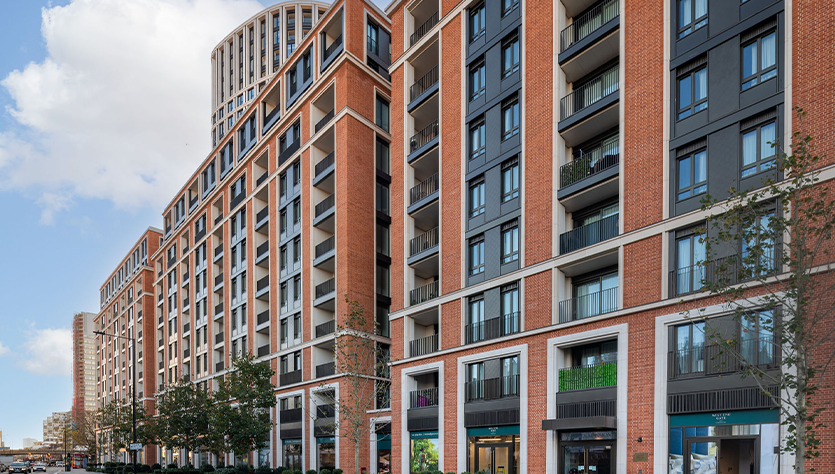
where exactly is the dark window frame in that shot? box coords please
[469,57,486,101]
[502,32,520,78]
[502,96,520,140]
[742,28,778,91]
[469,178,486,218]
[677,65,707,120]
[677,0,707,39]
[676,148,707,201]
[740,119,777,178]
[469,2,486,42]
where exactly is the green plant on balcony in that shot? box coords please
[558,362,617,391]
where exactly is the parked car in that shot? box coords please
[9,462,30,474]
[55,463,64,468]
[33,464,45,472]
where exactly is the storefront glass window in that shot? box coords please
[282,440,302,471]
[317,438,336,470]
[467,428,520,474]
[410,431,440,473]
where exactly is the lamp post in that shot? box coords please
[94,330,136,474]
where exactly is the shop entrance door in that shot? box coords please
[475,443,513,474]
[560,442,615,474]
[686,437,758,474]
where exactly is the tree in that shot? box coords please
[692,108,835,473]
[215,353,276,465]
[72,410,99,463]
[154,378,213,465]
[314,298,391,474]
[98,397,154,461]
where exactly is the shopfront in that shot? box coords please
[282,439,302,471]
[316,437,336,470]
[466,426,520,474]
[409,430,440,473]
[558,430,615,474]
[376,433,391,473]
[668,409,780,474]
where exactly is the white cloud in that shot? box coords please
[0,0,265,218]
[19,327,73,376]
[0,342,9,356]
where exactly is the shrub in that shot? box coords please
[200,465,215,473]
[332,470,342,474]
[319,470,331,474]
[151,465,162,471]
[305,470,317,474]
[167,464,179,470]
[153,469,165,474]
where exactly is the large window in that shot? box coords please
[741,120,776,177]
[678,0,707,38]
[573,271,618,319]
[502,220,519,263]
[677,66,707,120]
[742,29,777,90]
[742,209,777,274]
[503,0,520,16]
[502,157,520,201]
[673,321,705,375]
[501,283,520,335]
[468,295,485,342]
[470,58,486,100]
[501,355,519,396]
[502,96,520,140]
[376,95,390,131]
[469,235,485,275]
[470,119,486,159]
[675,230,706,294]
[367,21,379,55]
[469,179,486,217]
[502,32,520,77]
[376,138,390,175]
[677,149,707,200]
[740,310,775,366]
[470,2,486,41]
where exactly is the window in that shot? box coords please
[502,96,520,140]
[470,2,486,41]
[678,0,707,38]
[280,282,288,307]
[501,355,519,396]
[742,209,776,274]
[376,95,389,131]
[677,149,707,200]
[376,182,390,216]
[502,220,519,263]
[742,30,777,90]
[376,264,390,297]
[467,295,485,342]
[279,172,288,198]
[672,321,705,375]
[502,157,520,201]
[367,21,379,55]
[469,179,485,217]
[470,119,486,159]
[293,161,301,186]
[502,33,520,77]
[675,230,706,294]
[376,138,390,174]
[573,271,618,318]
[469,59,486,100]
[293,198,301,224]
[469,235,485,275]
[740,310,775,366]
[502,0,520,16]
[741,120,776,177]
[293,314,302,339]
[280,209,287,234]
[501,283,520,334]
[280,245,288,272]
[677,66,707,120]
[467,361,485,399]
[293,275,301,302]
[293,237,301,263]
[376,223,390,256]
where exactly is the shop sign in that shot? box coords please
[282,439,303,445]
[316,437,336,444]
[410,431,439,440]
[467,425,521,437]
[670,409,779,427]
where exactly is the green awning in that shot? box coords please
[282,439,302,445]
[670,409,780,427]
[467,425,520,437]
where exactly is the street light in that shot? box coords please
[94,330,136,474]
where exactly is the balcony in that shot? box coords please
[280,369,302,386]
[315,319,336,338]
[465,375,520,402]
[408,120,439,163]
[257,344,270,358]
[256,206,269,229]
[280,407,303,423]
[213,243,223,261]
[410,280,439,306]
[558,362,617,391]
[668,335,779,380]
[558,139,620,203]
[257,309,270,326]
[216,361,224,372]
[410,10,439,46]
[409,333,439,357]
[313,152,335,185]
[314,278,336,306]
[559,213,618,254]
[410,387,439,408]
[321,34,343,72]
[558,286,618,323]
[230,191,245,211]
[314,236,335,264]
[409,173,439,212]
[668,252,779,297]
[256,275,270,299]
[316,361,336,378]
[559,0,620,83]
[214,303,224,317]
[215,332,224,345]
[409,65,439,111]
[256,170,269,187]
[409,227,439,260]
[315,109,335,134]
[214,272,224,290]
[317,403,336,419]
[278,140,301,166]
[313,193,335,229]
[465,312,521,344]
[558,65,619,147]
[256,241,269,265]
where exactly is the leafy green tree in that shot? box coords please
[72,410,99,463]
[694,108,835,473]
[215,353,276,465]
[98,397,154,459]
[155,378,213,465]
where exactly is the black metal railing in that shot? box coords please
[410,11,439,46]
[315,109,335,133]
[189,196,198,210]
[465,312,521,344]
[256,171,269,187]
[560,65,619,121]
[182,271,189,283]
[315,194,335,218]
[257,309,269,325]
[323,33,343,60]
[183,322,190,334]
[216,361,224,372]
[257,344,270,357]
[316,361,336,378]
[280,407,303,422]
[410,65,439,102]
[410,173,439,205]
[314,152,335,178]
[317,403,336,418]
[315,236,335,259]
[214,243,223,256]
[560,139,619,188]
[257,241,269,259]
[214,273,224,287]
[668,335,779,380]
[558,287,619,323]
[215,332,224,344]
[315,277,336,299]
[410,280,439,305]
[278,140,300,164]
[256,206,269,224]
[195,228,206,243]
[559,213,619,253]
[183,348,190,359]
[669,251,780,297]
[410,387,439,408]
[409,333,439,357]
[560,0,619,53]
[558,362,617,391]
[280,369,302,386]
[264,105,280,131]
[214,214,223,225]
[215,303,223,315]
[409,120,439,153]
[465,375,520,402]
[316,319,336,338]
[257,275,269,292]
[410,227,439,257]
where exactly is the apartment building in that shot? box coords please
[210,1,331,148]
[73,312,98,426]
[385,0,834,473]
[95,228,162,464]
[150,0,392,470]
[42,412,71,447]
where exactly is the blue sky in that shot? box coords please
[0,0,388,449]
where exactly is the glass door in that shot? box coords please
[560,442,615,474]
[476,444,513,474]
